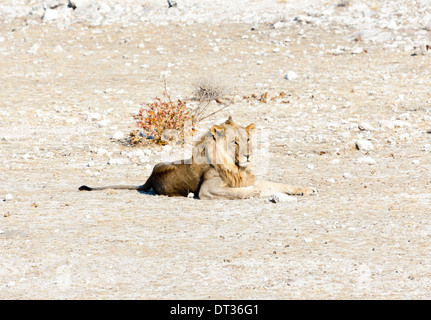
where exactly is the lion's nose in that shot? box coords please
[244,154,251,161]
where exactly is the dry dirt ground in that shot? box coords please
[1,15,431,299]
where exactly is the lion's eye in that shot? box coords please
[232,140,238,145]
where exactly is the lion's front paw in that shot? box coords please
[302,187,318,196]
[245,186,260,199]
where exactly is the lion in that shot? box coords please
[79,116,316,200]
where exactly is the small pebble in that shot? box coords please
[96,148,108,155]
[107,158,129,165]
[87,112,102,121]
[285,71,299,80]
[273,21,289,29]
[351,47,364,54]
[358,122,374,131]
[97,119,111,127]
[357,156,376,165]
[356,139,374,152]
[111,131,124,140]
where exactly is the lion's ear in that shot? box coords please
[211,125,225,137]
[246,123,257,134]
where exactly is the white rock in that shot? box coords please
[285,71,299,81]
[357,156,376,165]
[44,0,68,9]
[304,238,313,243]
[422,144,431,152]
[22,153,33,160]
[187,192,195,198]
[87,112,101,121]
[343,172,352,178]
[351,47,364,54]
[378,119,411,129]
[326,178,336,184]
[357,29,392,42]
[69,0,92,8]
[96,148,108,155]
[111,131,124,140]
[355,139,374,151]
[127,149,146,158]
[331,46,346,55]
[358,122,374,131]
[107,158,129,165]
[270,193,297,203]
[97,119,111,127]
[43,9,59,22]
[98,2,111,14]
[393,120,411,128]
[378,120,395,129]
[273,21,289,29]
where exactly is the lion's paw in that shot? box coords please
[303,187,318,196]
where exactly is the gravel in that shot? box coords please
[1,0,431,300]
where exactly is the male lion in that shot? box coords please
[79,117,316,200]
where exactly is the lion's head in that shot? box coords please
[193,116,257,188]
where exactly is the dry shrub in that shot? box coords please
[129,77,231,147]
[190,77,231,125]
[192,77,228,103]
[129,96,192,146]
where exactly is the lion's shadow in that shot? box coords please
[137,189,156,196]
[137,188,199,199]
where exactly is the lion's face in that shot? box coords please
[191,116,258,188]
[206,117,257,168]
[211,125,255,167]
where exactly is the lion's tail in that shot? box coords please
[79,177,152,192]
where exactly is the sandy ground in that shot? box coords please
[1,2,431,299]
